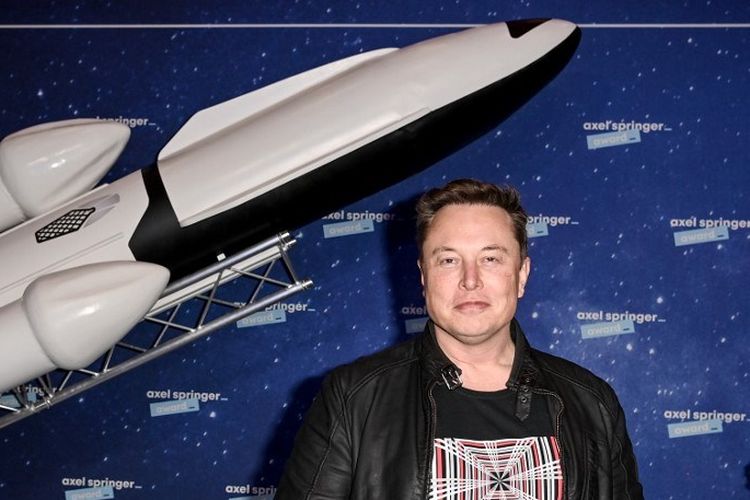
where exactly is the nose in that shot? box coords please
[459,261,482,291]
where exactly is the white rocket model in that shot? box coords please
[0,19,580,392]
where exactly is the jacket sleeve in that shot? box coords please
[606,390,644,500]
[276,371,354,500]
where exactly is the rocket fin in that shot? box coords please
[0,261,169,392]
[158,48,397,161]
[180,106,430,225]
[0,119,129,231]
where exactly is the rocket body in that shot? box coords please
[0,19,580,390]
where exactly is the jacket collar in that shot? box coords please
[506,319,540,420]
[418,320,461,389]
[418,318,540,421]
[506,318,540,390]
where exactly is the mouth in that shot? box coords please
[455,301,491,313]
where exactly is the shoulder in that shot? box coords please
[323,336,421,397]
[531,348,623,414]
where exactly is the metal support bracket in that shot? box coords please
[0,232,312,429]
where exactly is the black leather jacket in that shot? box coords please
[276,319,644,499]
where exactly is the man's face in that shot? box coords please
[419,203,530,346]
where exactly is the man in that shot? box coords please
[276,179,643,499]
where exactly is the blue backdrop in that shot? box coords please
[0,2,749,499]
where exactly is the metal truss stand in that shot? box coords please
[0,232,311,430]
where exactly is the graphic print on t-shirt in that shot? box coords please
[430,436,562,500]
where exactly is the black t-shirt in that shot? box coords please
[430,384,563,499]
[434,384,554,439]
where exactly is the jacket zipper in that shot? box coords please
[422,380,438,498]
[534,388,566,499]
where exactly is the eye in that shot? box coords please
[482,255,503,265]
[438,256,457,267]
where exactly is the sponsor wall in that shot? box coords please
[0,2,748,499]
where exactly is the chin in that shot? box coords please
[449,325,501,343]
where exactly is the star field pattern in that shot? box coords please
[0,2,749,499]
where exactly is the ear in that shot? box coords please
[417,259,425,287]
[517,257,531,298]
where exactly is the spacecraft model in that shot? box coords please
[0,19,580,423]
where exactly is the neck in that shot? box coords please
[434,326,515,391]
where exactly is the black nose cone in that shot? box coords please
[506,18,550,38]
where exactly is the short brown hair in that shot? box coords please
[415,179,528,262]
